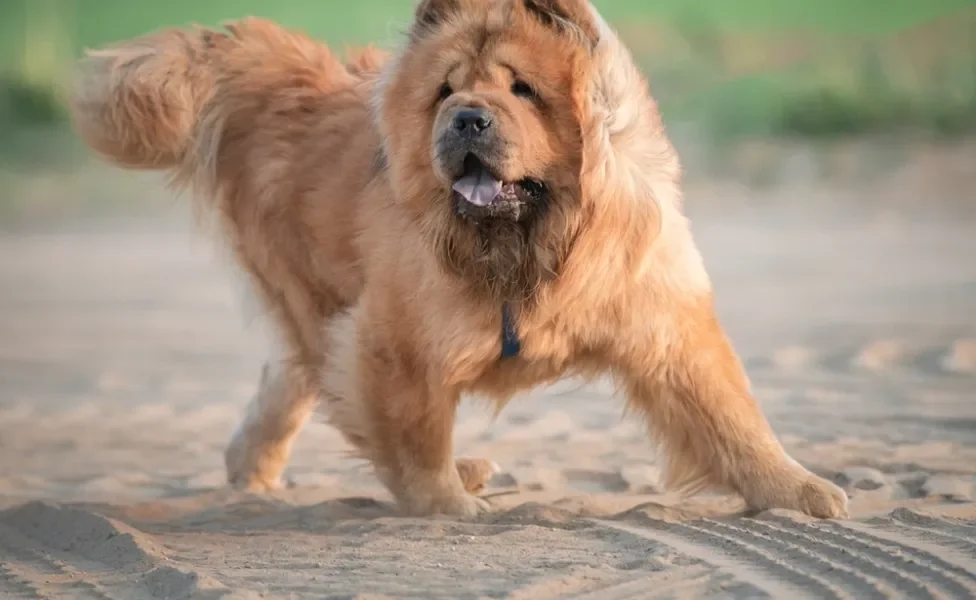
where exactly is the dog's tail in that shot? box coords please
[68,18,368,193]
[70,26,225,172]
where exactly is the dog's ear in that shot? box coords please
[413,0,462,30]
[522,0,600,47]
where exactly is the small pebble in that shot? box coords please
[921,475,973,501]
[836,467,887,490]
[619,464,663,494]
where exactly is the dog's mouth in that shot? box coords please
[451,154,545,220]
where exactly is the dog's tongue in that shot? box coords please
[452,167,502,207]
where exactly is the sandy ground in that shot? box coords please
[1,159,975,598]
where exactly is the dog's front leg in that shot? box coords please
[618,297,848,518]
[354,330,489,517]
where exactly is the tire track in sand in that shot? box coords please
[810,517,976,597]
[743,517,971,599]
[517,566,720,600]
[593,518,849,599]
[701,519,901,599]
[594,511,976,600]
[877,509,976,558]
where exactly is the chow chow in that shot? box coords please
[69,0,848,518]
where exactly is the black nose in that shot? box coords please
[453,108,492,137]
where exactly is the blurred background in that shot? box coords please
[2,0,976,221]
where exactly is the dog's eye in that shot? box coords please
[511,80,537,100]
[438,82,453,101]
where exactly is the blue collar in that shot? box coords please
[500,302,521,359]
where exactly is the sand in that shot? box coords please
[1,149,975,598]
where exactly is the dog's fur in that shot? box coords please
[69,0,848,518]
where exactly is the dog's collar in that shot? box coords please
[500,302,521,359]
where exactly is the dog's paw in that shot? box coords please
[793,475,849,519]
[455,457,501,494]
[743,468,849,519]
[398,484,491,517]
[224,428,287,493]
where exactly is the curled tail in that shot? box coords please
[70,26,225,170]
[68,18,382,192]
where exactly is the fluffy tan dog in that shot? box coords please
[69,0,848,518]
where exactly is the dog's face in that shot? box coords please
[378,0,600,299]
[431,64,551,225]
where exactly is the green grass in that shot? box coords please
[600,0,975,34]
[3,0,971,52]
[662,11,976,137]
[2,0,976,140]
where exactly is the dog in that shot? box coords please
[68,0,848,518]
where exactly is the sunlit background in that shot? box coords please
[1,0,975,221]
[1,0,975,220]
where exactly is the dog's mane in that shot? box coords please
[369,1,706,304]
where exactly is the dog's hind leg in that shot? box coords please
[225,359,318,491]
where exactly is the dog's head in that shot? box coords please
[376,0,673,301]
